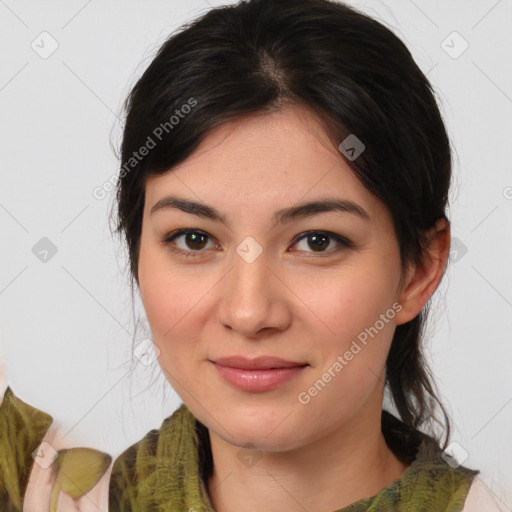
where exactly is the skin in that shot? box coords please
[137,105,450,511]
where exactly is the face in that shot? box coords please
[138,105,406,452]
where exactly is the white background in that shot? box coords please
[1,0,511,506]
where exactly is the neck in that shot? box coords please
[206,396,409,512]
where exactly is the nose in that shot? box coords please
[216,244,292,338]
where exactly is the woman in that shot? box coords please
[107,0,506,509]
[0,0,505,510]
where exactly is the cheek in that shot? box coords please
[137,238,221,394]
[138,244,170,333]
[296,262,400,346]
[139,272,201,389]
[138,241,194,361]
[293,258,400,403]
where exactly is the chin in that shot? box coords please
[210,407,308,451]
[221,426,307,453]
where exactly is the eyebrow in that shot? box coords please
[150,194,370,226]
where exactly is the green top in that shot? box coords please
[0,386,478,511]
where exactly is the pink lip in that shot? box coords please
[211,356,308,392]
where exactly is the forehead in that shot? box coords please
[143,106,380,220]
[152,106,334,173]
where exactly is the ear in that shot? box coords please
[395,219,451,326]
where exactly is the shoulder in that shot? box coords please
[108,407,185,512]
[381,411,481,508]
[461,477,508,512]
[108,404,201,512]
[108,424,161,512]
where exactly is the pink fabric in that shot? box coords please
[462,477,506,512]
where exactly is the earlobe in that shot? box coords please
[395,219,451,325]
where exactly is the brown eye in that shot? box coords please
[292,231,353,254]
[306,233,329,252]
[179,231,209,251]
[162,229,217,257]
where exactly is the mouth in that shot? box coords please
[209,356,309,392]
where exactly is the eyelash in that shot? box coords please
[160,228,354,259]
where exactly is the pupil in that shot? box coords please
[309,234,328,251]
[187,232,207,250]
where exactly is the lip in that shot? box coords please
[212,355,307,370]
[210,356,308,392]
